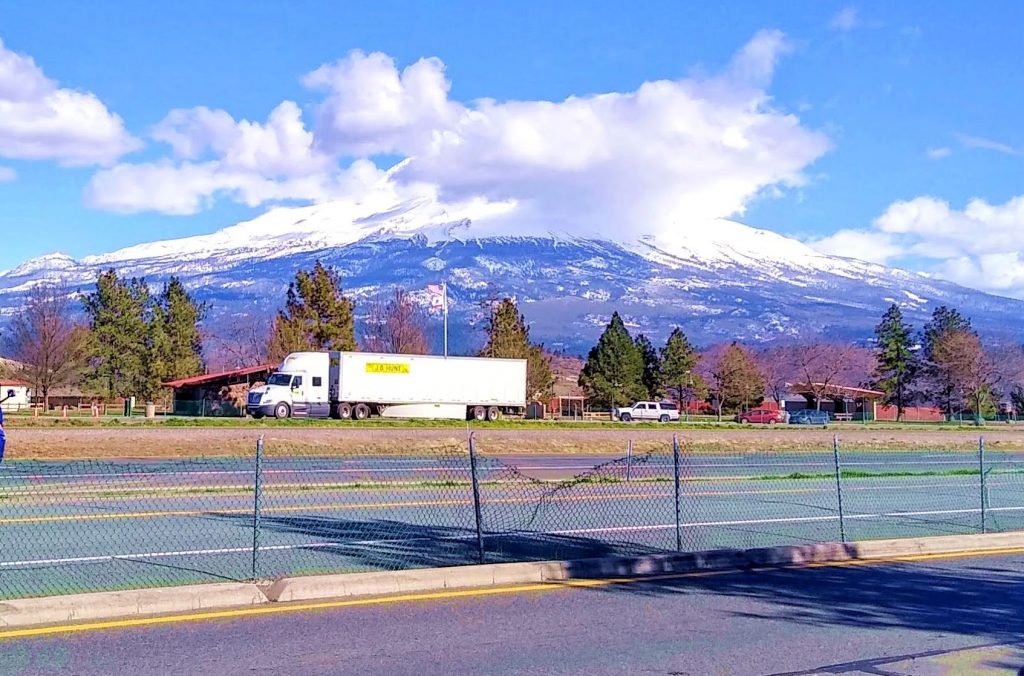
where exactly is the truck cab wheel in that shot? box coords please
[274,403,291,419]
[353,403,371,420]
[620,413,632,422]
[336,402,353,420]
[486,406,500,422]
[659,414,670,423]
[472,406,487,421]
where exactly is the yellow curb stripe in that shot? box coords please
[3,546,1023,640]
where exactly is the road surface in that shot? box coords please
[3,552,1024,675]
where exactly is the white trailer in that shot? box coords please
[246,351,527,421]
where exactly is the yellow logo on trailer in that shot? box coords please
[365,362,410,374]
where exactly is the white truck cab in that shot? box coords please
[613,401,680,423]
[247,352,331,419]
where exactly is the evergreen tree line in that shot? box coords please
[2,260,556,404]
[3,257,1021,417]
[577,305,1023,420]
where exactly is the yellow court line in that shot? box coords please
[0,485,832,525]
[2,546,1023,641]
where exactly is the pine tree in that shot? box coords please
[82,270,151,399]
[578,312,647,408]
[160,277,206,379]
[634,334,662,399]
[481,299,555,400]
[873,304,918,421]
[660,327,707,405]
[268,261,356,361]
[142,303,172,401]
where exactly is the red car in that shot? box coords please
[736,409,785,425]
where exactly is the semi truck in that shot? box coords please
[246,351,527,421]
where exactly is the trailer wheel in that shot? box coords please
[472,406,487,421]
[336,402,353,420]
[353,403,371,420]
[486,406,500,422]
[273,402,291,419]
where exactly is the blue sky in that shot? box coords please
[1,1,1023,295]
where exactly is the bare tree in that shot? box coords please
[362,288,429,355]
[699,343,764,420]
[756,344,800,407]
[931,330,999,421]
[792,342,874,410]
[206,315,271,370]
[3,283,90,409]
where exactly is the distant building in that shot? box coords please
[163,365,276,416]
[784,383,885,420]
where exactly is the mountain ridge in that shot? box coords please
[2,198,1021,353]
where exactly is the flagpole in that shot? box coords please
[442,281,448,358]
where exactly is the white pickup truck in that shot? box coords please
[613,401,680,423]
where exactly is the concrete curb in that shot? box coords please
[0,583,267,629]
[4,532,1023,629]
[265,531,1024,602]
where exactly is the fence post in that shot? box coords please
[979,436,987,534]
[252,435,264,580]
[468,433,486,564]
[626,439,633,482]
[832,435,846,543]
[672,434,682,552]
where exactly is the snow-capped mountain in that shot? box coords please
[2,197,1022,352]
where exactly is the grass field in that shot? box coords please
[4,424,1024,460]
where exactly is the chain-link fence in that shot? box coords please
[1,434,1021,601]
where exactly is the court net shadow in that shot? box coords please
[210,512,664,574]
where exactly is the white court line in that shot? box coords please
[5,506,1024,569]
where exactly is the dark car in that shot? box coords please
[736,408,785,425]
[788,409,830,426]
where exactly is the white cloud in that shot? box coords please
[926,147,951,160]
[809,229,903,264]
[810,195,1024,298]
[86,30,830,247]
[88,101,337,214]
[303,51,459,156]
[0,38,140,165]
[829,7,860,31]
[956,133,1021,156]
[0,166,15,182]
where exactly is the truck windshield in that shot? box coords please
[266,373,293,386]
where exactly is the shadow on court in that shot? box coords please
[209,511,664,574]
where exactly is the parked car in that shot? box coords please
[614,401,680,423]
[736,408,786,425]
[788,409,830,426]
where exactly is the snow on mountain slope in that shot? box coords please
[1,197,1022,351]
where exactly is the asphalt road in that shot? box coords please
[4,552,1024,675]
[3,450,1024,600]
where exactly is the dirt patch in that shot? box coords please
[3,426,1022,460]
